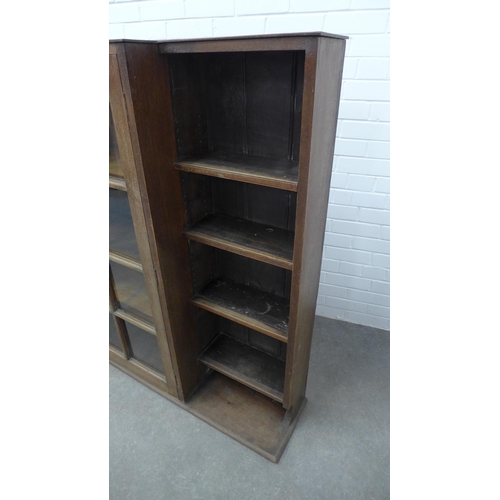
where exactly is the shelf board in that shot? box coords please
[184,214,294,270]
[109,250,143,272]
[199,333,285,402]
[192,279,289,342]
[175,152,298,192]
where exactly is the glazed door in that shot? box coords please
[109,46,178,398]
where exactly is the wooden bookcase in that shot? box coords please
[109,33,347,462]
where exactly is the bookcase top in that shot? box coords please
[109,31,349,45]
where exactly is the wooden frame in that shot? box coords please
[109,33,347,462]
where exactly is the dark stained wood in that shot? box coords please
[204,53,246,154]
[218,317,286,360]
[209,178,297,232]
[169,50,304,169]
[214,249,292,300]
[110,46,179,393]
[199,333,285,402]
[168,53,209,157]
[109,355,306,462]
[192,278,289,342]
[185,372,306,463]
[109,33,346,462]
[284,37,346,411]
[120,42,203,400]
[184,213,294,270]
[179,172,211,227]
[175,151,298,191]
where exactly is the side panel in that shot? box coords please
[120,42,204,400]
[284,37,346,411]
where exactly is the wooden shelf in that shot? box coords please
[192,279,289,342]
[175,151,298,192]
[184,214,294,270]
[199,333,285,402]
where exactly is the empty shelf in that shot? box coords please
[199,333,285,402]
[192,278,289,342]
[175,151,298,191]
[184,214,294,270]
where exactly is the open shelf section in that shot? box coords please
[192,278,289,342]
[184,214,294,270]
[175,152,298,192]
[199,333,285,402]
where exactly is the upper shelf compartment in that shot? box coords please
[167,50,305,190]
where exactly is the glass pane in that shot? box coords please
[109,105,124,178]
[126,321,164,374]
[109,188,140,260]
[109,314,122,350]
[110,261,153,322]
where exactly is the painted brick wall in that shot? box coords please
[109,0,390,330]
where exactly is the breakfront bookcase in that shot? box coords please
[109,32,346,462]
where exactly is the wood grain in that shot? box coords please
[192,278,289,342]
[184,213,294,270]
[109,176,127,191]
[284,37,346,412]
[110,45,179,393]
[109,188,140,261]
[185,372,306,462]
[175,151,298,191]
[199,333,285,402]
[120,42,204,400]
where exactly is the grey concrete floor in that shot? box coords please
[110,316,389,500]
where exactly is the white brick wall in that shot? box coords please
[109,0,391,330]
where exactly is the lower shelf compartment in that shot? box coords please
[186,372,305,462]
[110,355,306,463]
[199,333,285,402]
